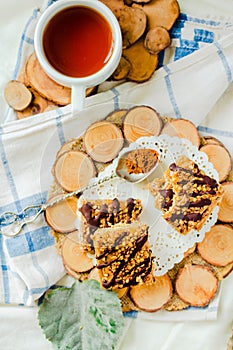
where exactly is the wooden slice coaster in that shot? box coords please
[45,194,78,233]
[26,52,71,105]
[83,121,124,163]
[53,150,96,192]
[218,182,233,223]
[114,6,147,48]
[199,144,232,182]
[4,80,32,111]
[215,262,233,280]
[122,39,158,82]
[123,105,163,143]
[62,231,94,273]
[144,26,171,55]
[133,0,180,31]
[129,274,172,312]
[161,118,200,148]
[197,224,233,267]
[175,264,218,307]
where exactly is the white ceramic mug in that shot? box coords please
[34,0,122,114]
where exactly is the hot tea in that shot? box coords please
[43,6,113,78]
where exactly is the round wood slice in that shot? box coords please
[53,150,96,192]
[218,182,233,223]
[45,194,78,233]
[197,224,233,267]
[83,121,124,163]
[114,6,147,48]
[26,52,71,105]
[4,80,32,111]
[175,264,218,307]
[62,231,94,273]
[43,105,58,112]
[122,39,158,82]
[199,144,232,182]
[161,118,200,147]
[129,274,172,312]
[123,105,163,143]
[144,26,171,54]
[133,0,180,31]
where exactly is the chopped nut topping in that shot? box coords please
[92,222,153,289]
[150,156,222,235]
[79,198,142,248]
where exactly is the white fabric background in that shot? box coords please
[0,1,233,350]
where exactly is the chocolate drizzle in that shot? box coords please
[150,156,221,235]
[115,257,152,287]
[188,198,211,208]
[99,233,148,289]
[126,198,136,223]
[194,176,217,188]
[169,163,193,174]
[80,198,142,246]
[159,189,174,210]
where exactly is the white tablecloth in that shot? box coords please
[0,1,233,350]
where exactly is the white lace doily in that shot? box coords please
[77,135,219,276]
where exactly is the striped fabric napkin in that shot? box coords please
[0,0,233,320]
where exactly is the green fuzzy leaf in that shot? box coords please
[38,280,125,350]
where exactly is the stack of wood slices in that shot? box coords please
[45,105,233,313]
[4,0,180,118]
[4,53,96,119]
[100,0,179,81]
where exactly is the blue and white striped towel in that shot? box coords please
[0,0,233,320]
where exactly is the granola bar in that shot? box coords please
[78,197,142,248]
[92,222,153,289]
[150,156,222,235]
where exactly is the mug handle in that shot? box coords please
[71,84,86,114]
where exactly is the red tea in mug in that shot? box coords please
[43,6,113,78]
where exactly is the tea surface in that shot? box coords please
[43,6,113,77]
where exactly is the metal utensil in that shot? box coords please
[0,148,159,237]
[0,174,115,237]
